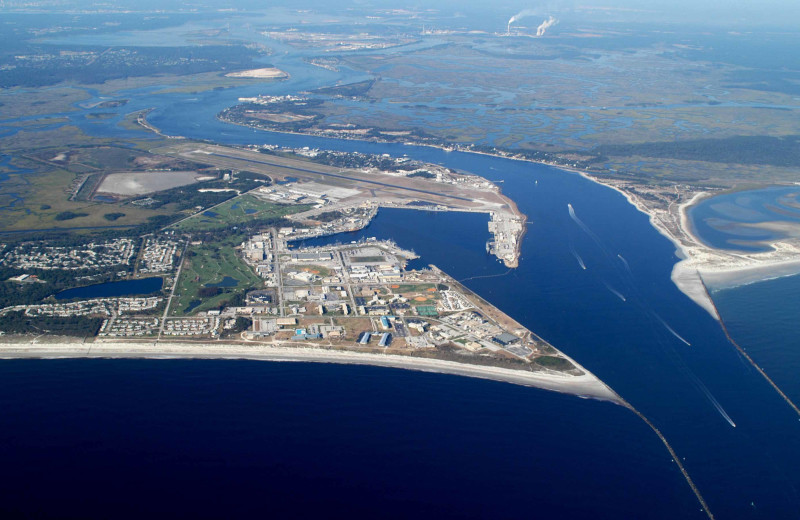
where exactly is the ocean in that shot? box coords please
[0,359,697,519]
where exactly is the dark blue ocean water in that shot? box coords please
[0,360,697,520]
[711,274,800,405]
[55,277,163,300]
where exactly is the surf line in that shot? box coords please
[700,276,800,419]
[620,398,715,520]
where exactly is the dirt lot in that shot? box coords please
[95,170,209,196]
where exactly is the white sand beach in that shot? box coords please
[0,340,623,404]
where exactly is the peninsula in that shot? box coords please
[0,140,612,404]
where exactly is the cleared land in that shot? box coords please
[96,170,209,197]
[224,67,288,79]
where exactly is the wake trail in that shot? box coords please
[602,281,626,302]
[568,203,613,257]
[690,373,737,428]
[617,254,631,272]
[570,245,587,270]
[653,313,692,346]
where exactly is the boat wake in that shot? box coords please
[568,203,609,254]
[691,373,737,428]
[570,245,587,270]
[654,313,692,346]
[603,281,626,302]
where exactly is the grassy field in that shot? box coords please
[170,235,264,316]
[0,159,177,231]
[173,193,313,231]
[394,283,436,294]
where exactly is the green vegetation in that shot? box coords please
[314,210,346,222]
[0,244,137,309]
[592,135,800,168]
[221,316,252,338]
[0,310,103,337]
[0,138,182,232]
[54,211,89,221]
[171,235,264,316]
[395,284,435,293]
[534,355,574,371]
[173,193,312,232]
[415,305,438,316]
[0,44,266,88]
[103,212,126,221]
[73,173,104,201]
[221,100,324,131]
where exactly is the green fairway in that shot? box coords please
[170,235,264,316]
[173,193,312,231]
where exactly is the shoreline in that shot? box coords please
[0,340,624,404]
[668,191,800,295]
[168,112,800,310]
[576,177,720,319]
[576,174,800,317]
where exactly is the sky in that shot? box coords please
[2,0,800,28]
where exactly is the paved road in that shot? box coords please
[157,241,188,340]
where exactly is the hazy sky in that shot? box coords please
[3,0,800,28]
[471,0,800,27]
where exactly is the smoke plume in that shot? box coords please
[507,10,558,36]
[507,9,538,27]
[536,16,558,36]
